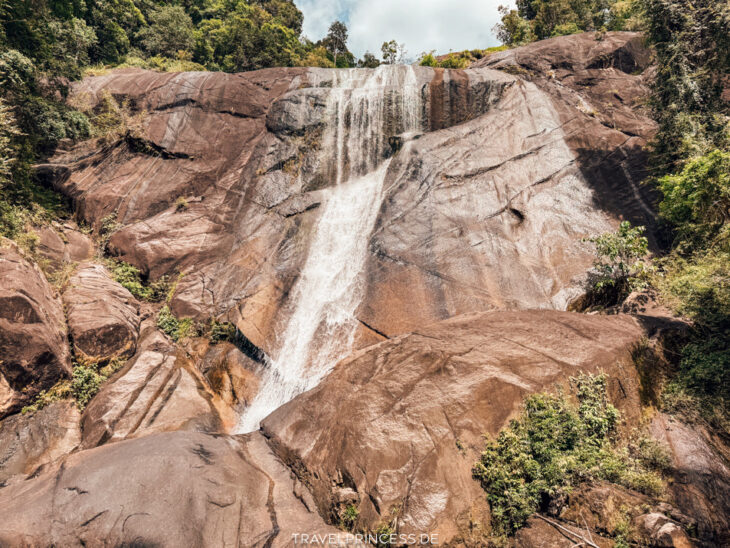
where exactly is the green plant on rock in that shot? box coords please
[583,221,651,307]
[157,305,201,342]
[339,503,359,531]
[472,373,665,535]
[71,363,105,409]
[209,319,237,344]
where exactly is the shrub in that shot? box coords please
[583,221,651,306]
[71,363,105,409]
[209,319,237,344]
[340,504,359,531]
[657,150,730,250]
[472,373,664,535]
[157,305,201,342]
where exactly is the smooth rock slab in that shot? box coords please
[0,400,80,484]
[0,430,350,547]
[63,262,141,362]
[0,241,71,419]
[262,310,648,544]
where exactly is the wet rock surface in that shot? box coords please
[0,241,71,418]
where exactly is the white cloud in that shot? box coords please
[296,0,514,59]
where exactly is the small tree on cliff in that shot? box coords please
[326,20,348,67]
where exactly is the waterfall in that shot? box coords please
[237,66,422,433]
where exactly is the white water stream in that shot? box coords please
[237,66,422,432]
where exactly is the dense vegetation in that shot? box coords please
[473,374,668,536]
[495,0,643,45]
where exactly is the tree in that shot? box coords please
[381,40,397,64]
[137,5,195,58]
[326,20,347,67]
[358,51,380,68]
[641,0,730,173]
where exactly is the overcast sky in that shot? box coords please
[295,0,515,59]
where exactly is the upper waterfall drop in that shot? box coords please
[237,65,423,433]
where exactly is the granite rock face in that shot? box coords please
[0,400,80,484]
[262,310,648,543]
[62,262,141,362]
[0,242,71,419]
[0,430,350,547]
[41,32,657,358]
[80,321,234,449]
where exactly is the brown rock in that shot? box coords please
[36,223,93,270]
[515,515,613,548]
[650,414,730,545]
[0,400,80,484]
[62,262,141,362]
[80,322,234,449]
[0,430,350,547]
[261,310,647,543]
[0,241,71,418]
[198,340,261,409]
[636,513,693,548]
[39,33,658,361]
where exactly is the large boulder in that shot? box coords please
[0,241,71,418]
[261,310,648,543]
[80,321,235,449]
[62,262,141,362]
[651,413,730,545]
[0,430,350,547]
[0,400,80,484]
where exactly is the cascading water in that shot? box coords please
[237,66,422,433]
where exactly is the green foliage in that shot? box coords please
[157,305,202,342]
[137,5,195,58]
[495,0,643,45]
[209,319,237,343]
[107,258,170,302]
[358,52,380,69]
[641,0,730,174]
[472,373,664,535]
[21,380,72,414]
[582,221,651,307]
[339,504,359,531]
[325,20,348,67]
[657,150,730,250]
[71,363,105,409]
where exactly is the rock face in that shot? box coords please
[651,413,730,545]
[0,241,71,419]
[0,430,349,547]
[36,223,93,271]
[42,32,657,363]
[261,310,647,543]
[80,322,234,448]
[63,262,141,362]
[0,401,80,484]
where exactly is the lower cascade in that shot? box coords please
[236,66,423,432]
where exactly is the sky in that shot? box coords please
[295,0,515,60]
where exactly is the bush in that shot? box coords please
[582,221,652,307]
[157,305,201,342]
[472,373,664,535]
[657,150,730,250]
[340,504,359,531]
[71,363,105,409]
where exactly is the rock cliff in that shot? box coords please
[1,32,728,547]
